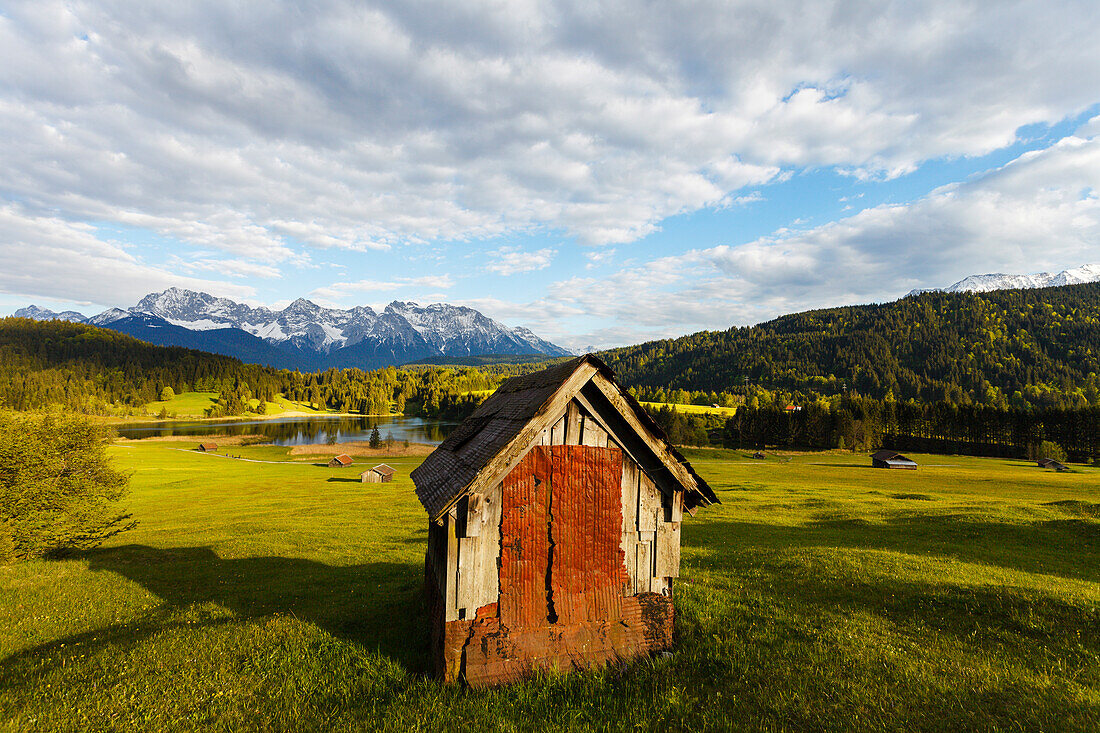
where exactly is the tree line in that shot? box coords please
[603,284,1100,410]
[724,397,1100,461]
[0,318,534,420]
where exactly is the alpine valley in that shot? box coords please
[14,288,571,370]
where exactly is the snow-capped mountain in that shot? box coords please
[13,288,569,369]
[14,305,88,323]
[907,264,1100,297]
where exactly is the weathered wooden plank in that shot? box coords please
[581,412,606,447]
[565,401,582,445]
[635,541,651,594]
[456,535,480,610]
[549,414,566,445]
[670,489,683,523]
[619,458,638,592]
[655,523,681,578]
[465,493,485,537]
[479,481,503,607]
[637,472,660,532]
[444,511,460,621]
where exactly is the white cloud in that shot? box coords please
[167,254,283,279]
[310,274,455,301]
[486,246,557,275]
[0,204,255,308]
[1,0,1097,264]
[585,248,617,269]
[489,132,1100,348]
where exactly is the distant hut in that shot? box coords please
[328,454,353,468]
[197,442,218,452]
[871,450,917,469]
[360,464,396,483]
[412,355,718,686]
[1039,458,1069,471]
[752,451,766,459]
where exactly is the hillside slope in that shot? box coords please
[601,283,1100,407]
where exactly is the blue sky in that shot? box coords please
[1,1,1099,349]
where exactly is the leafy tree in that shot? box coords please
[1033,440,1067,462]
[159,386,175,401]
[0,412,134,561]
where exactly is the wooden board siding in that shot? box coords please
[620,460,640,595]
[430,393,690,684]
[444,443,675,686]
[437,397,684,623]
[454,484,503,614]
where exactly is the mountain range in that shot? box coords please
[905,264,1100,297]
[14,289,570,370]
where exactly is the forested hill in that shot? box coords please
[0,318,508,417]
[601,283,1100,409]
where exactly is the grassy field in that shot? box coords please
[140,391,348,419]
[641,401,738,417]
[2,444,1098,730]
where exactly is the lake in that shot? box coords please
[113,415,457,446]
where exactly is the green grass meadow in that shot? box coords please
[139,391,334,419]
[2,444,1099,731]
[640,401,738,417]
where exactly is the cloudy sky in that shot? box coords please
[1,0,1098,349]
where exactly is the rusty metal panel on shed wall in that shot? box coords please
[499,446,552,629]
[549,445,625,625]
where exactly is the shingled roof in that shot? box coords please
[411,355,718,521]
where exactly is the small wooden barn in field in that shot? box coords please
[411,355,719,686]
[1038,458,1069,471]
[871,450,917,469]
[360,464,395,483]
[197,442,217,452]
[328,454,353,468]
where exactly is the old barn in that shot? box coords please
[411,355,718,686]
[360,464,395,483]
[871,450,917,469]
[197,442,217,452]
[328,454,353,468]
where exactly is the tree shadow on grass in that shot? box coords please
[683,513,1100,584]
[0,545,428,687]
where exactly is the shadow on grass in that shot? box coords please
[326,477,362,483]
[0,545,428,685]
[683,513,1100,584]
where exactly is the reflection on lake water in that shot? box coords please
[114,415,456,446]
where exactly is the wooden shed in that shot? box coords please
[361,464,396,483]
[411,355,719,686]
[328,454,353,468]
[871,449,917,469]
[197,442,217,452]
[1038,458,1069,471]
